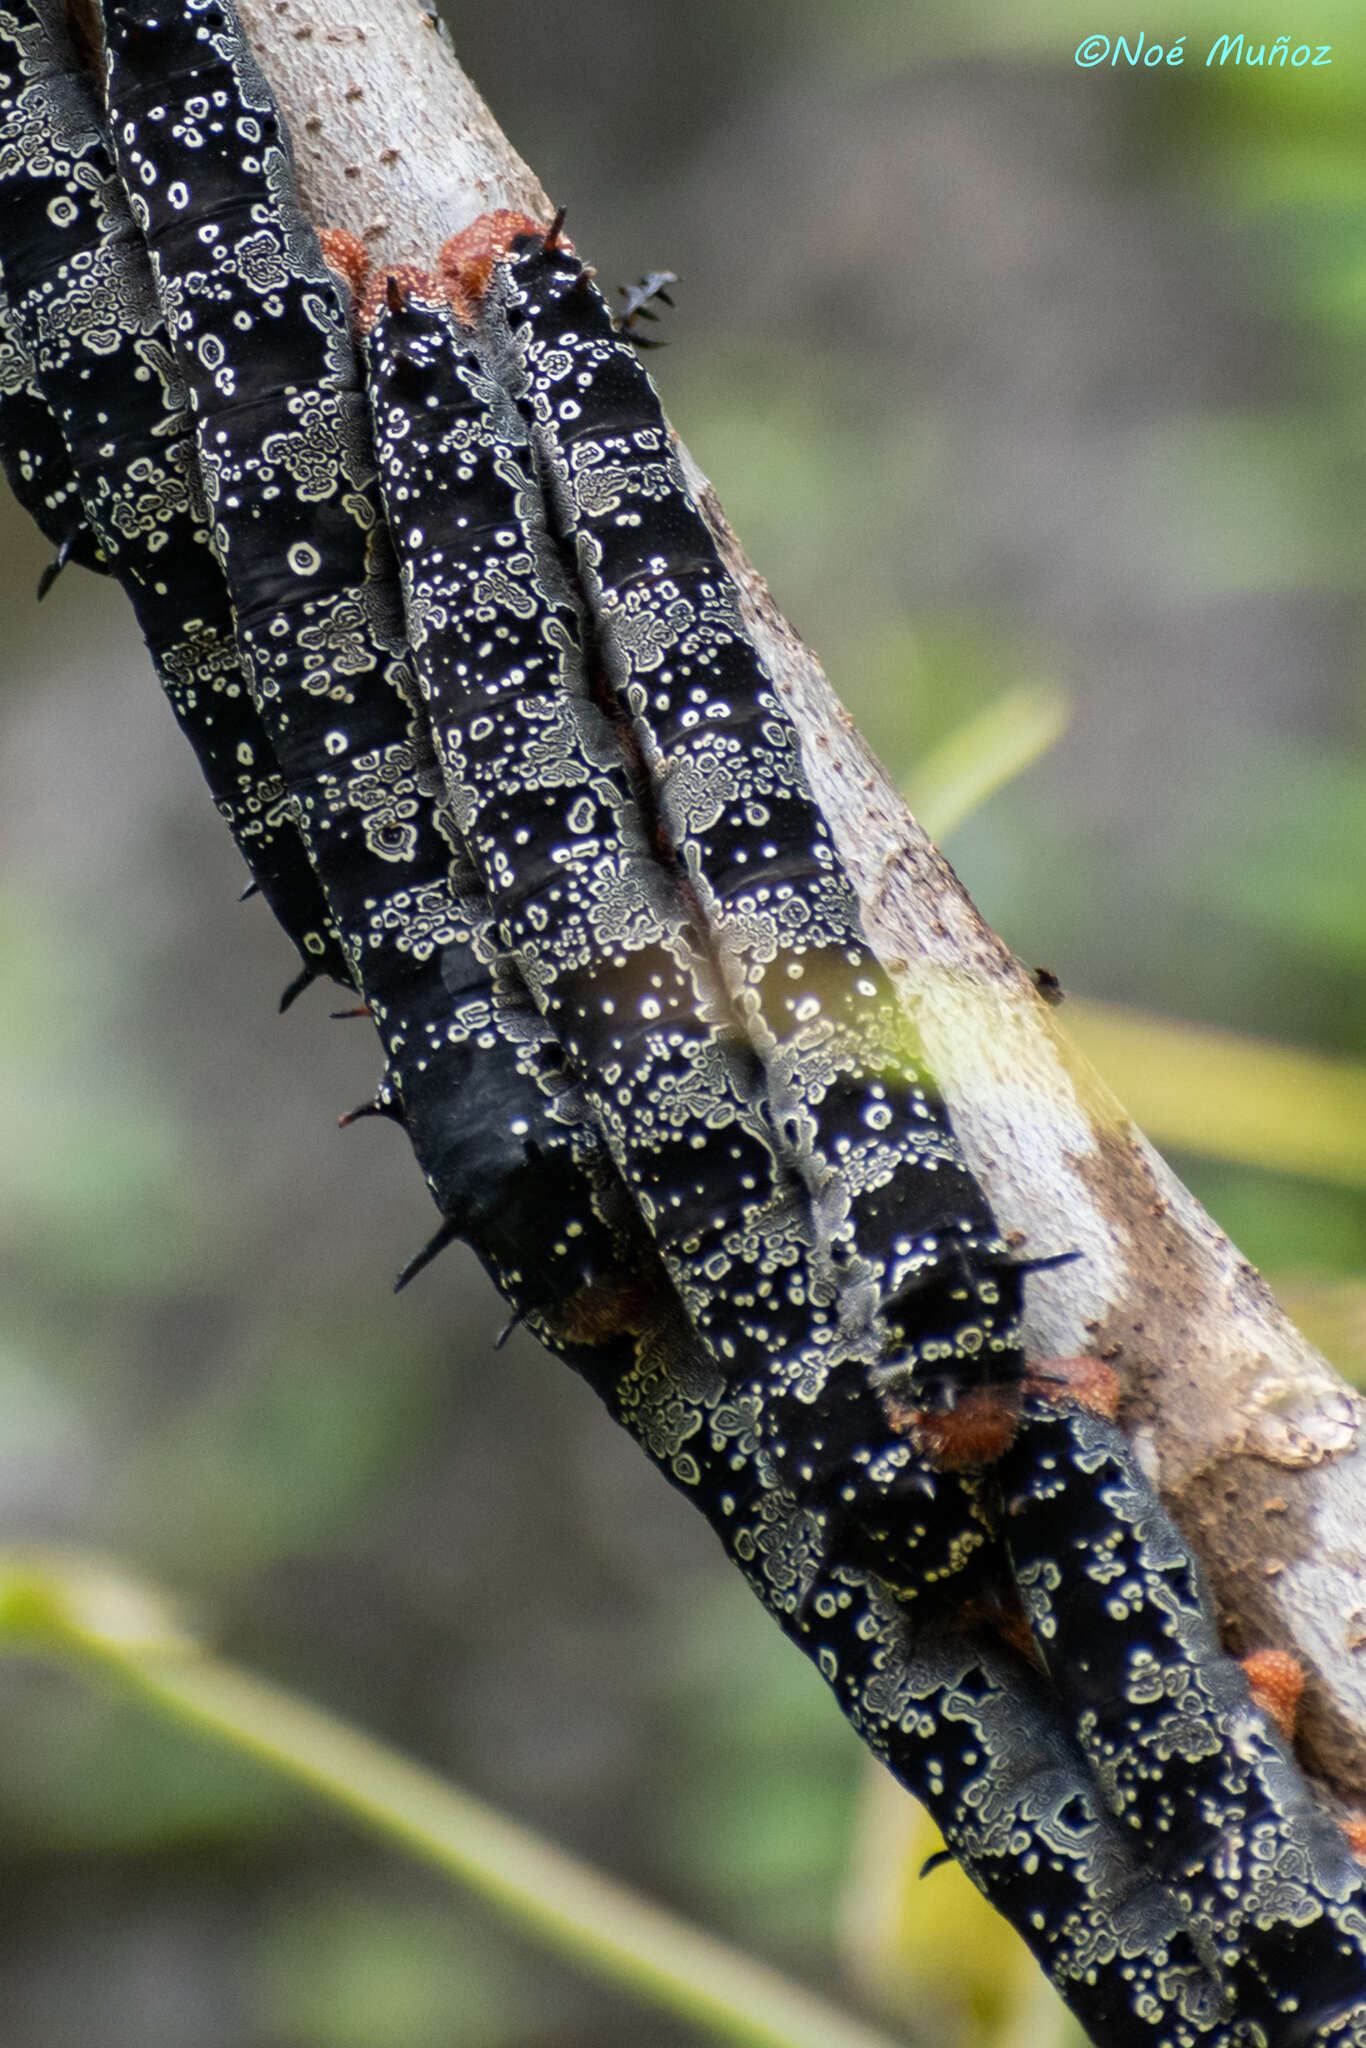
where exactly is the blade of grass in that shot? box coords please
[905,681,1070,842]
[904,677,1366,1190]
[1065,999,1366,1190]
[0,1549,911,2048]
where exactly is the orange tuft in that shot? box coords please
[993,1602,1036,1663]
[551,1270,658,1345]
[1241,1648,1306,1744]
[357,262,449,334]
[1025,1355,1122,1420]
[954,1584,1046,1668]
[438,208,562,307]
[884,1385,1022,1471]
[318,226,370,301]
[1342,1814,1366,1866]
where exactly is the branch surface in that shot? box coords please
[232,0,1366,1795]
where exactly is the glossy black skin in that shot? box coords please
[99,0,626,1317]
[1001,1405,1366,2042]
[493,231,1026,1404]
[0,343,105,592]
[364,285,809,1373]
[0,0,349,998]
[364,279,1305,2048]
[483,224,1366,2045]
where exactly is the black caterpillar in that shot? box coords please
[357,270,1234,2046]
[439,214,1051,1548]
[999,1399,1366,2042]
[437,213,1366,2045]
[0,16,102,594]
[363,263,1010,1632]
[96,0,636,1327]
[616,1338,1244,2048]
[0,0,351,1007]
[447,216,1043,1444]
[360,266,822,1372]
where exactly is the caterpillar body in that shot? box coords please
[0,0,348,1002]
[0,2,89,586]
[360,281,1235,2044]
[368,274,1090,1666]
[607,1300,1229,2048]
[441,216,1366,2043]
[360,272,826,1373]
[413,218,1032,1589]
[449,216,1029,1426]
[1000,1393,1366,2043]
[98,0,628,1322]
[0,307,103,590]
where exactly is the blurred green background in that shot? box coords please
[4,2,1366,2043]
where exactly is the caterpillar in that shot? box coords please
[96,0,632,1326]
[349,256,1233,2022]
[1000,1390,1366,2043]
[360,263,1021,1638]
[610,1300,1230,2048]
[358,268,1270,2045]
[0,18,98,588]
[426,213,1047,1597]
[360,267,820,1375]
[0,0,349,1006]
[446,213,1032,1431]
[437,215,1366,2042]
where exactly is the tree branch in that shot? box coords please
[231,0,1366,1797]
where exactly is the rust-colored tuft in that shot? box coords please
[959,1584,1041,1668]
[550,1269,658,1345]
[318,226,370,301]
[1026,1355,1123,1421]
[1241,1647,1306,1744]
[357,262,448,333]
[438,208,562,307]
[884,1384,1022,1471]
[1343,1815,1366,1866]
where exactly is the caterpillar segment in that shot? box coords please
[0,0,350,1000]
[1001,1393,1366,2046]
[610,1313,1235,2048]
[96,0,632,1326]
[0,304,103,593]
[0,9,102,586]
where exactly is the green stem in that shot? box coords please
[0,1549,910,2048]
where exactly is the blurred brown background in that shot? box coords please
[3,3,1365,2043]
